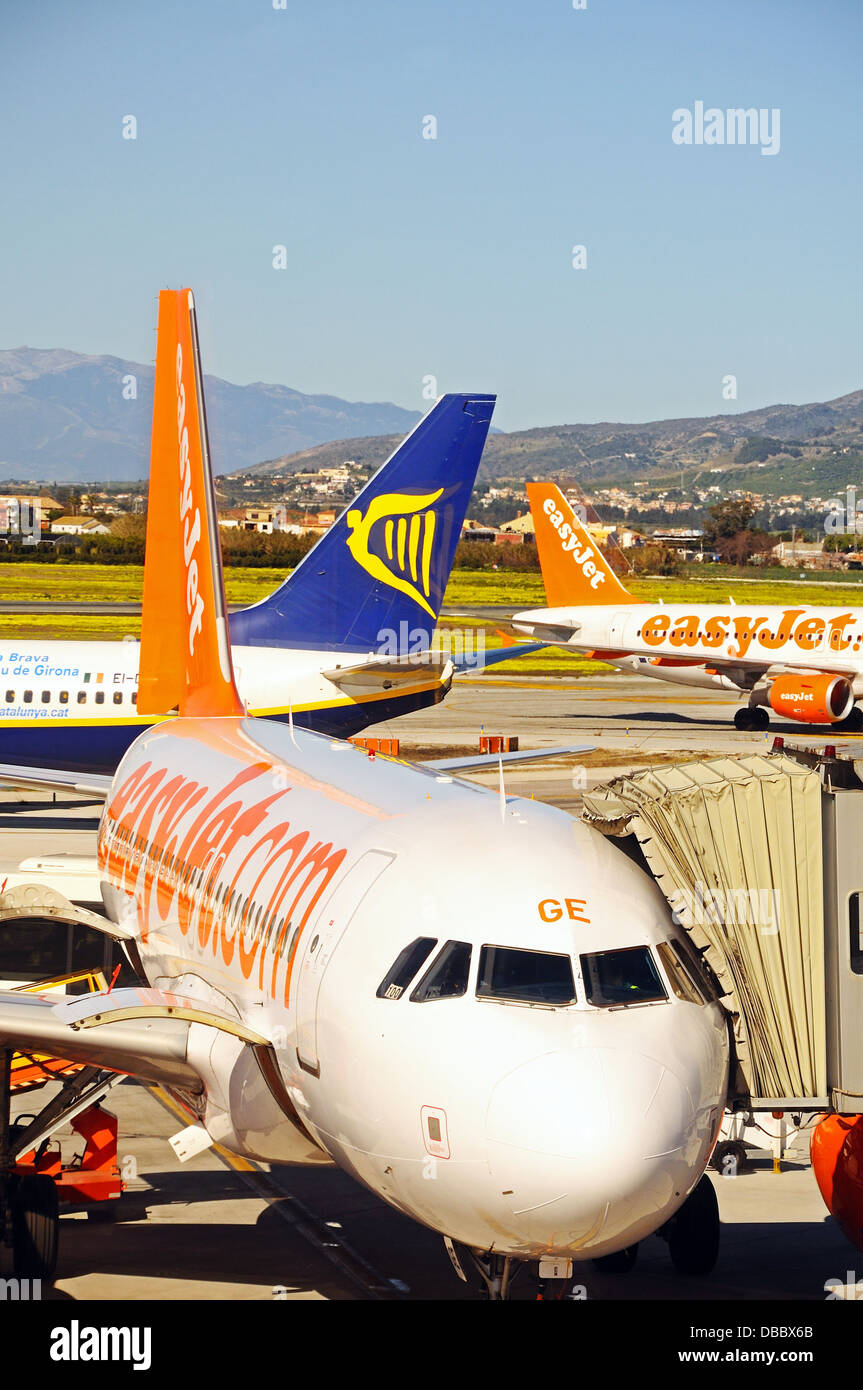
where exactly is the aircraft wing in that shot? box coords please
[0,985,270,1091]
[0,763,112,799]
[425,744,595,772]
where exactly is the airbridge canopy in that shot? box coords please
[583,755,826,1103]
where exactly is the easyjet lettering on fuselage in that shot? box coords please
[610,606,863,665]
[98,745,351,1008]
[542,497,606,592]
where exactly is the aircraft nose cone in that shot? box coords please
[486,1048,696,1253]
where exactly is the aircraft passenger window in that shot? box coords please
[41,690,50,703]
[113,691,123,705]
[282,922,299,960]
[23,691,32,703]
[579,946,667,1008]
[59,690,69,704]
[476,945,576,1006]
[849,893,863,975]
[376,937,438,999]
[656,941,704,1005]
[77,691,87,704]
[4,691,12,703]
[95,691,105,705]
[410,940,472,1002]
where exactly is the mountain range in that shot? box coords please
[255,389,863,495]
[1,345,862,494]
[0,348,421,482]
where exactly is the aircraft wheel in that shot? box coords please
[735,707,768,732]
[710,1139,748,1175]
[12,1174,59,1280]
[592,1243,639,1273]
[668,1174,720,1277]
[835,706,863,731]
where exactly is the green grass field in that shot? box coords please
[5,560,863,610]
[5,561,863,674]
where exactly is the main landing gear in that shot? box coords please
[593,1176,720,1280]
[834,707,863,732]
[658,1173,721,1276]
[734,705,770,732]
[0,1050,123,1282]
[0,1049,58,1281]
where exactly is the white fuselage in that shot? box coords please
[513,602,863,695]
[98,716,729,1260]
[0,639,447,750]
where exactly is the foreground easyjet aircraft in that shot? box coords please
[514,483,863,731]
[0,292,731,1298]
[0,364,508,772]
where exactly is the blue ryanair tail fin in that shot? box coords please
[229,393,495,653]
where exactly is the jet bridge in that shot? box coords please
[582,747,863,1113]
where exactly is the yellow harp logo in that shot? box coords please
[346,489,444,619]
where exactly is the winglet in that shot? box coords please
[526,482,636,607]
[137,289,244,719]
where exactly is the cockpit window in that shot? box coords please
[476,945,576,1006]
[670,930,723,1001]
[376,937,438,999]
[579,946,667,1007]
[410,940,471,1002]
[656,941,705,1004]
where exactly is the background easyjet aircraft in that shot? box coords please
[0,326,527,772]
[514,483,863,732]
[0,291,731,1297]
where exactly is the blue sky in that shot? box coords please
[1,0,861,432]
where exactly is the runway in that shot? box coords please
[0,671,857,1301]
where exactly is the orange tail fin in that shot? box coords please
[137,289,244,719]
[526,482,637,607]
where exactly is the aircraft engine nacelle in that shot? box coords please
[767,673,854,724]
[811,1114,863,1253]
[185,1024,332,1166]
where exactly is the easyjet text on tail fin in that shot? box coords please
[526,482,636,607]
[229,393,496,653]
[137,289,244,719]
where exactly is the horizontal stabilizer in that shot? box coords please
[321,653,454,694]
[0,763,111,799]
[452,642,547,673]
